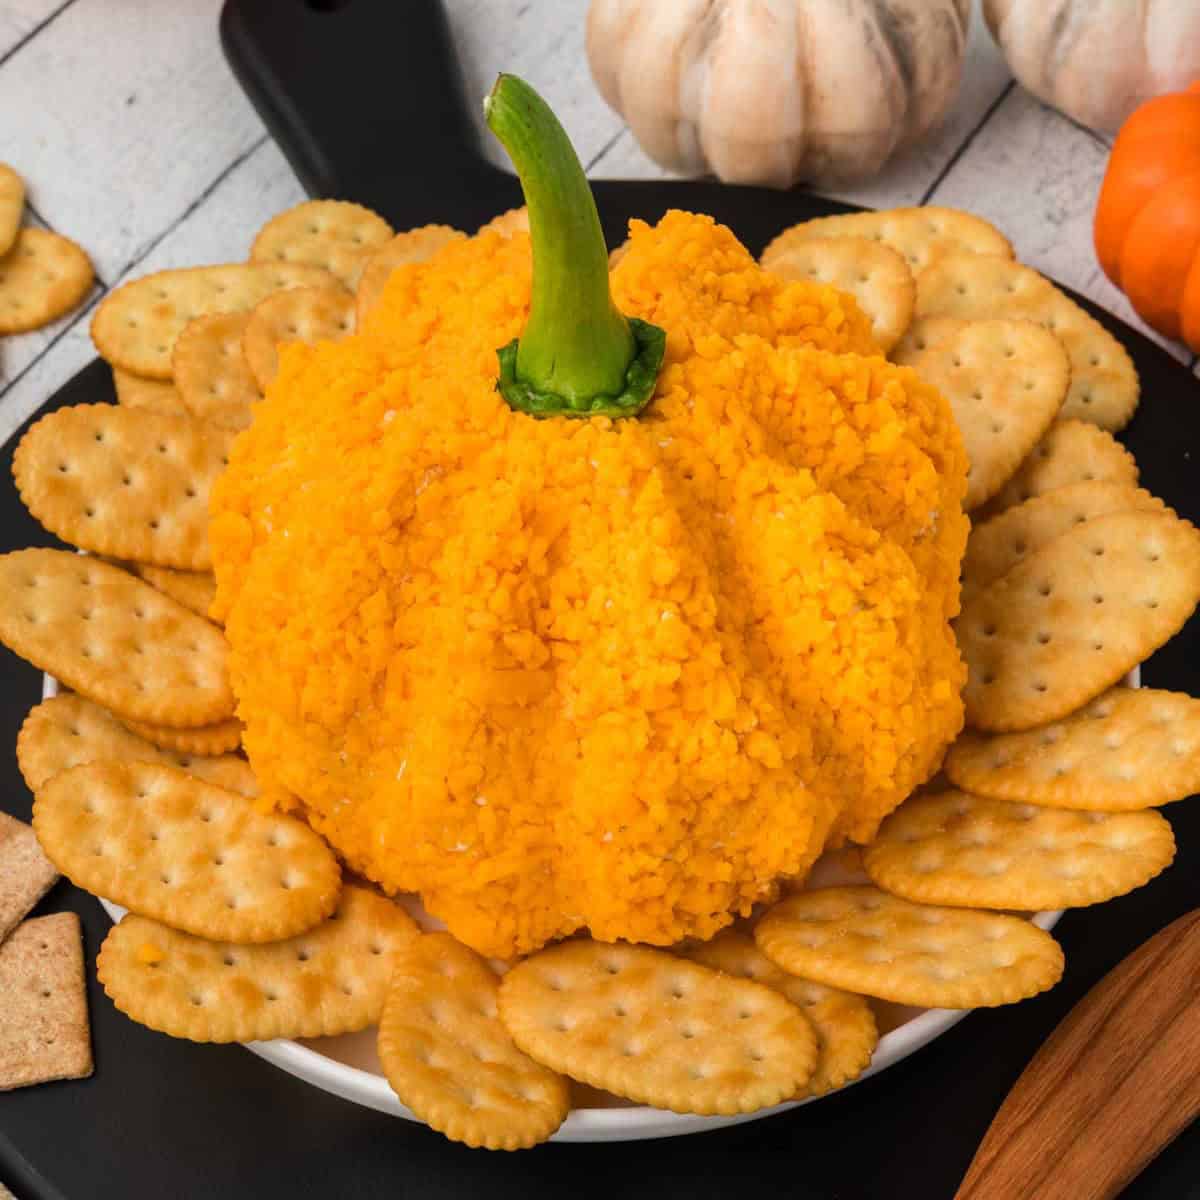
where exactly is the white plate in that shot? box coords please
[46,672,1080,1143]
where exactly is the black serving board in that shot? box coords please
[1,3,1198,1198]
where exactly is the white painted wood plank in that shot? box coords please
[0,0,265,283]
[0,139,302,446]
[446,0,624,171]
[0,0,69,62]
[930,86,1191,362]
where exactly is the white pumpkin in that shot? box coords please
[985,0,1200,133]
[586,0,971,187]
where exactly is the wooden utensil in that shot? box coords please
[956,908,1200,1200]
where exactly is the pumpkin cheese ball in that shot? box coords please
[210,76,969,961]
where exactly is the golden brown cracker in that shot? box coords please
[17,693,255,798]
[112,368,189,418]
[171,312,260,432]
[890,315,969,363]
[90,262,336,379]
[97,885,416,1042]
[958,511,1200,731]
[946,687,1200,811]
[379,932,570,1150]
[498,940,817,1115]
[679,930,877,1097]
[0,812,59,943]
[120,715,241,756]
[765,236,914,353]
[862,789,1174,910]
[250,200,393,290]
[915,253,1139,431]
[34,760,339,943]
[763,207,1013,278]
[356,226,464,326]
[13,404,234,571]
[0,163,25,256]
[901,320,1068,510]
[0,228,93,334]
[242,286,355,391]
[0,912,92,1090]
[756,886,1063,1008]
[131,564,218,622]
[0,550,233,727]
[963,483,1168,603]
[977,420,1140,520]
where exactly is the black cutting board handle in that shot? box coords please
[220,0,509,225]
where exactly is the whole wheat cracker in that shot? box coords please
[0,912,92,1090]
[0,812,59,943]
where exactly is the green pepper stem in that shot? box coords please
[484,74,664,418]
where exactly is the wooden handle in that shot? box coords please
[956,908,1200,1200]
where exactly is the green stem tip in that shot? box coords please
[484,74,665,419]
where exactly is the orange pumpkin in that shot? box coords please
[1095,81,1200,352]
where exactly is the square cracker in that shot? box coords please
[0,811,59,942]
[0,912,93,1090]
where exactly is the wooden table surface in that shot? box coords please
[0,0,1194,443]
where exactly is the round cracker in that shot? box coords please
[756,886,1064,1008]
[250,200,393,290]
[242,286,355,391]
[498,939,817,1115]
[900,320,1069,510]
[112,368,189,418]
[379,932,570,1150]
[679,930,877,1097]
[863,790,1175,910]
[946,687,1200,811]
[0,228,93,334]
[35,760,340,943]
[98,886,416,1043]
[16,693,255,798]
[765,236,914,353]
[355,225,464,326]
[0,163,26,257]
[172,312,260,432]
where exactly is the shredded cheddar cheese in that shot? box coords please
[210,211,968,958]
